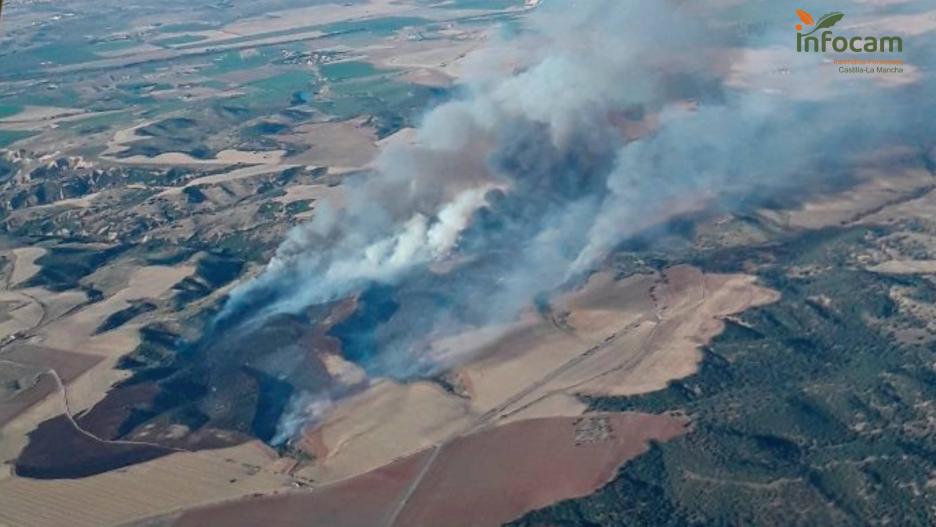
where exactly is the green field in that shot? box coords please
[238,69,317,108]
[320,16,431,36]
[0,105,23,120]
[175,16,431,51]
[176,25,321,50]
[313,74,444,136]
[0,44,100,73]
[4,87,83,110]
[90,39,141,53]
[61,111,131,134]
[0,130,35,148]
[320,61,382,82]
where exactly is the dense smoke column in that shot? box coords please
[217,0,710,337]
[209,0,936,440]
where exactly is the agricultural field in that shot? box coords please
[1,0,935,526]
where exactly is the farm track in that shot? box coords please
[375,271,708,524]
[0,357,186,452]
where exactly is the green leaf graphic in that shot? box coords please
[802,11,845,36]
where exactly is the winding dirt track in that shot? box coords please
[0,347,101,427]
[0,359,188,452]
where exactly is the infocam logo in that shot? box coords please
[795,9,903,53]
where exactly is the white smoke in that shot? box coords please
[271,391,334,445]
[213,0,936,441]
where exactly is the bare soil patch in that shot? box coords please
[8,247,46,287]
[280,119,378,169]
[173,449,433,527]
[392,413,686,527]
[283,266,774,490]
[0,441,294,527]
[170,412,685,527]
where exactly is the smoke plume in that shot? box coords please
[216,0,936,440]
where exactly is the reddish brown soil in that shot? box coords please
[173,449,434,527]
[170,412,685,527]
[392,413,686,527]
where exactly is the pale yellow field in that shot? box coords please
[0,378,68,478]
[296,380,475,483]
[288,265,778,488]
[0,106,83,124]
[759,166,935,230]
[0,291,44,340]
[154,163,294,198]
[220,0,409,38]
[0,261,195,474]
[35,264,193,356]
[272,184,344,207]
[867,260,936,274]
[279,118,378,168]
[114,149,287,167]
[0,441,298,527]
[367,35,489,86]
[100,120,287,167]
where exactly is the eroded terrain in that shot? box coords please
[1,0,936,526]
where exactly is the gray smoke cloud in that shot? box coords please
[216,0,936,440]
